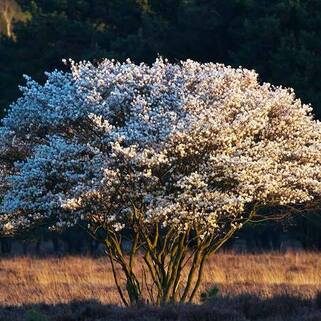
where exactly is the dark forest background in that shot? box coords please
[0,0,321,254]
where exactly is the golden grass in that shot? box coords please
[0,251,320,307]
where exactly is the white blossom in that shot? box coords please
[0,58,321,236]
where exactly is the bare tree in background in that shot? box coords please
[0,0,28,39]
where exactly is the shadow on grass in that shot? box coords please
[1,293,321,321]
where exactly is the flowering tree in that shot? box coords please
[1,58,321,305]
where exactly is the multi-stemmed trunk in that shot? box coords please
[102,219,239,306]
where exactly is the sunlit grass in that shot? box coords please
[0,251,320,306]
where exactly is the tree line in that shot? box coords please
[1,0,321,118]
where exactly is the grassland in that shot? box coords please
[0,251,320,320]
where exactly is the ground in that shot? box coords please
[0,252,320,320]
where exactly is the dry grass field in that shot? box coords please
[0,252,321,321]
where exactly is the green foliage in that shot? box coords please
[25,309,48,321]
[0,1,320,114]
[200,286,219,303]
[1,0,321,118]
